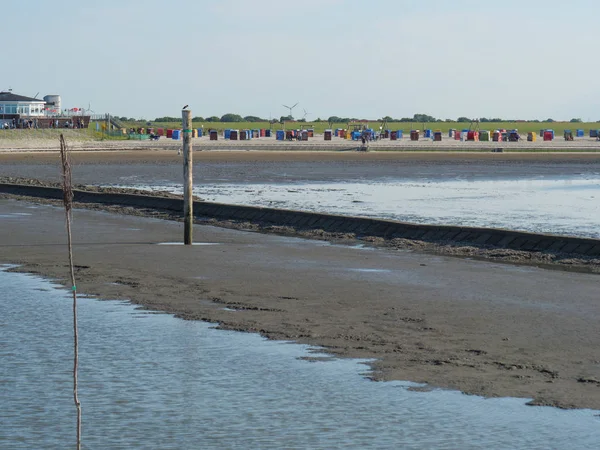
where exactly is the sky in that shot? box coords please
[3,0,600,121]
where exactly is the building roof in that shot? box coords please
[0,91,45,103]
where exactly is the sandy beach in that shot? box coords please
[1,148,599,410]
[1,131,600,153]
[1,146,600,169]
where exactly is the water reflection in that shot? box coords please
[106,175,600,239]
[1,267,599,449]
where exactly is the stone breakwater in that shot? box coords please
[2,182,599,258]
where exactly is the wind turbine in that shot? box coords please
[302,108,312,120]
[282,102,299,119]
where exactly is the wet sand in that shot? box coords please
[1,197,599,410]
[2,148,600,163]
[1,149,599,410]
[1,150,600,188]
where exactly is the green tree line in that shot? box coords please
[117,113,596,124]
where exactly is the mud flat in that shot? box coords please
[1,196,599,410]
[1,180,599,270]
[1,148,599,410]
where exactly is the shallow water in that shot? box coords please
[109,174,600,238]
[1,267,599,449]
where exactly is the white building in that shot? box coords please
[0,91,47,117]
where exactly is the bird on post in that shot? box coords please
[182,105,189,110]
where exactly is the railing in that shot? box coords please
[87,114,126,130]
[108,116,126,130]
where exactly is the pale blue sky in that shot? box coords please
[3,0,599,121]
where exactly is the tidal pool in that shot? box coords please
[1,267,599,449]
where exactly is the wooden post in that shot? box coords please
[182,109,193,245]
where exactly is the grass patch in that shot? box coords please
[119,120,600,136]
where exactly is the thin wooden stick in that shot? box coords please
[60,134,81,450]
